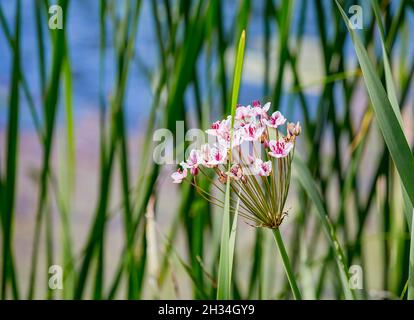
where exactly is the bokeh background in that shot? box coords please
[1,0,414,299]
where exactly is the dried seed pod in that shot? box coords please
[218,171,227,184]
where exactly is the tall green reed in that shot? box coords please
[216,30,245,300]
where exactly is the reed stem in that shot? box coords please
[272,228,302,300]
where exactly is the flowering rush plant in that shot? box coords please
[171,100,300,229]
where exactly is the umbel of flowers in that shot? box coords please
[171,101,300,229]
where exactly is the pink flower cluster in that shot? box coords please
[172,101,300,183]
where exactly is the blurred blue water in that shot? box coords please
[0,0,412,132]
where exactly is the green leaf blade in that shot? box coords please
[217,30,245,300]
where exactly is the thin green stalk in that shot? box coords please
[75,0,142,299]
[115,3,139,295]
[408,208,414,299]
[271,0,294,108]
[294,154,355,299]
[58,49,75,299]
[28,0,69,299]
[271,229,302,300]
[1,0,21,299]
[337,1,414,208]
[217,29,245,300]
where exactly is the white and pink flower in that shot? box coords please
[171,101,298,190]
[242,123,265,142]
[265,111,286,128]
[268,139,293,158]
[198,144,211,166]
[217,128,243,149]
[206,117,230,137]
[207,145,227,166]
[253,101,270,118]
[229,164,243,180]
[252,158,272,176]
[235,105,254,121]
[170,100,300,229]
[171,168,188,183]
[287,121,301,139]
[181,149,201,175]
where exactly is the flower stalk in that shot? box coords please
[272,228,302,300]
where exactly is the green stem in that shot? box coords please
[272,228,302,300]
[408,209,414,299]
